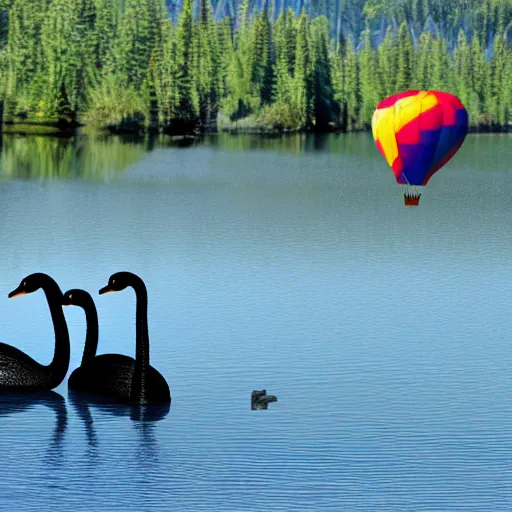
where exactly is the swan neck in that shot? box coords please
[132,281,150,402]
[81,301,99,365]
[43,285,70,385]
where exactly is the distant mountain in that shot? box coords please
[165,0,512,51]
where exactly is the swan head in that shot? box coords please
[99,272,141,295]
[8,273,58,299]
[62,289,94,308]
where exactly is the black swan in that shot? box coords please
[0,273,70,391]
[62,289,99,366]
[65,273,170,405]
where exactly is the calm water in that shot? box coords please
[0,131,511,511]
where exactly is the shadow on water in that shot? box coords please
[200,131,376,154]
[0,132,147,180]
[0,131,209,181]
[68,390,169,463]
[0,390,67,466]
[0,130,380,182]
[151,134,199,150]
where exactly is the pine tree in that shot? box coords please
[151,17,179,127]
[310,15,335,130]
[470,34,491,125]
[330,46,343,126]
[196,0,221,127]
[113,0,163,90]
[489,35,504,125]
[413,31,432,89]
[429,36,451,92]
[492,31,512,127]
[174,0,199,129]
[343,37,359,131]
[358,27,380,128]
[93,0,121,72]
[4,0,49,118]
[249,7,273,106]
[293,9,312,128]
[282,7,297,75]
[74,0,98,113]
[505,44,512,126]
[39,0,83,121]
[222,0,257,121]
[272,9,295,108]
[331,35,359,131]
[217,16,233,100]
[452,30,471,116]
[377,26,396,97]
[395,22,413,92]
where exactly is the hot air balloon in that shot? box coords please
[371,90,469,206]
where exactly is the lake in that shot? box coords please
[0,131,511,511]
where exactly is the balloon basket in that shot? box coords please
[404,194,421,207]
[402,185,423,207]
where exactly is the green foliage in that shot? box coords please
[0,0,511,133]
[395,22,413,92]
[174,0,199,128]
[196,0,221,126]
[39,0,83,120]
[249,8,273,106]
[310,15,335,129]
[113,0,163,89]
[151,18,180,126]
[293,9,313,128]
[83,73,148,128]
[358,28,380,129]
[377,27,396,98]
[271,9,296,109]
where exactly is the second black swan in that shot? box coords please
[64,273,170,404]
[0,273,70,391]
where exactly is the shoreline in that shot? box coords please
[1,122,511,138]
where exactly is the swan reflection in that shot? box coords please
[0,390,67,465]
[69,390,169,464]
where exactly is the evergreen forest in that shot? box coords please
[0,0,511,134]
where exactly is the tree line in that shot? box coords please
[0,0,510,134]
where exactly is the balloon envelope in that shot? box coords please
[371,90,468,186]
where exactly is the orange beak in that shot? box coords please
[8,288,27,299]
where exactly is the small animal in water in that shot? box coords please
[63,272,170,405]
[0,273,70,392]
[251,389,277,410]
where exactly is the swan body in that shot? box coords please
[64,275,170,405]
[68,354,170,403]
[0,345,55,389]
[0,273,70,391]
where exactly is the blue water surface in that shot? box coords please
[0,132,511,511]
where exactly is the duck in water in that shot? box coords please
[63,272,170,405]
[0,273,70,391]
[251,389,277,410]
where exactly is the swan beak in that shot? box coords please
[99,285,113,295]
[8,287,26,299]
